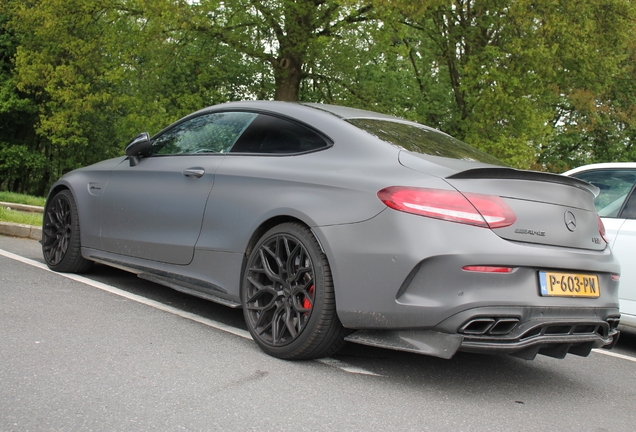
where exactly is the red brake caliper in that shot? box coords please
[303,285,315,313]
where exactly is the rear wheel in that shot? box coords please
[241,223,347,359]
[42,190,93,273]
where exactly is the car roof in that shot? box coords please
[563,162,636,176]
[299,103,399,120]
[190,100,450,139]
[202,100,404,121]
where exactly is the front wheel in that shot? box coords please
[42,189,93,273]
[241,223,347,359]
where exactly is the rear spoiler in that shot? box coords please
[448,168,600,197]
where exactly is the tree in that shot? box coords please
[0,8,43,193]
[2,0,635,197]
[190,0,374,101]
[6,0,268,193]
[534,0,636,171]
[375,0,636,169]
[8,0,126,192]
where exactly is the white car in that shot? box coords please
[564,163,636,328]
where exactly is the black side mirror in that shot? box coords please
[125,132,151,167]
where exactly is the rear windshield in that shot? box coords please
[347,118,505,166]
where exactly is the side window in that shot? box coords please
[150,112,257,155]
[230,114,329,154]
[572,170,636,218]
[620,190,636,219]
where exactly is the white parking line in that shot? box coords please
[592,349,636,363]
[316,358,382,376]
[0,248,381,376]
[0,248,253,339]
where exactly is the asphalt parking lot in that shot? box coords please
[1,235,635,431]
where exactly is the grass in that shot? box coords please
[0,206,43,226]
[0,191,46,207]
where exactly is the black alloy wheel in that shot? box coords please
[42,190,93,273]
[242,223,347,359]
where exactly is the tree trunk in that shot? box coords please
[273,54,303,101]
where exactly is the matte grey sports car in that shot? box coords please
[42,101,621,360]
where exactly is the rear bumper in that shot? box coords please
[459,329,619,359]
[346,307,620,360]
[456,310,620,359]
[315,209,621,330]
[316,209,621,359]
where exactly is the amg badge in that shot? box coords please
[515,229,546,236]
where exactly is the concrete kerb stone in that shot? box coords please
[0,221,42,241]
[0,201,44,213]
[0,202,44,241]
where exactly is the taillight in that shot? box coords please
[462,266,514,273]
[377,186,516,229]
[597,214,608,244]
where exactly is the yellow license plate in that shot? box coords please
[539,272,600,298]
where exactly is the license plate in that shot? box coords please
[539,272,600,298]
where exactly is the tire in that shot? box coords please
[241,222,347,359]
[42,189,93,273]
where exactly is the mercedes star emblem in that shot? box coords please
[564,211,577,232]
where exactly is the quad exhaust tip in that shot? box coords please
[459,317,520,335]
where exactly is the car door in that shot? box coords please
[194,112,332,253]
[100,111,258,265]
[569,168,636,324]
[610,190,636,322]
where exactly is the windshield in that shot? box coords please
[347,118,505,166]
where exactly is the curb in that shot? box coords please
[0,201,44,241]
[0,221,42,241]
[0,201,44,213]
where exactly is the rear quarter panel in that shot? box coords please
[194,124,448,254]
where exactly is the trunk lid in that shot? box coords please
[444,168,605,251]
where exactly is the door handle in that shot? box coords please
[182,168,205,178]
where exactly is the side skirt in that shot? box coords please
[85,254,241,309]
[138,272,241,308]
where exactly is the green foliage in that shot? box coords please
[387,0,636,170]
[522,0,636,171]
[3,0,268,194]
[0,8,42,194]
[190,0,376,101]
[0,0,634,196]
